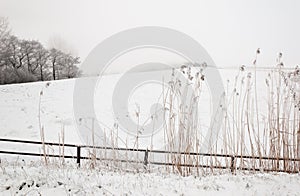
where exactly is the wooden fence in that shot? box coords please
[0,138,299,174]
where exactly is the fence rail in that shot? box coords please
[0,138,299,174]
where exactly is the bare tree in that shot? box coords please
[0,17,9,40]
[34,43,49,81]
[1,35,26,70]
[21,40,49,76]
[60,53,80,78]
[22,40,37,73]
[0,17,81,84]
[49,48,63,80]
[0,17,10,68]
[48,48,80,80]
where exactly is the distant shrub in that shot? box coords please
[0,67,37,84]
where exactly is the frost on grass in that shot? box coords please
[0,160,299,196]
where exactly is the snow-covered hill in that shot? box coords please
[0,69,299,195]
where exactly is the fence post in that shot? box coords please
[144,148,149,169]
[231,156,235,174]
[77,146,81,167]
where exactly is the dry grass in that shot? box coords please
[37,52,300,176]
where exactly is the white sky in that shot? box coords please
[0,0,299,68]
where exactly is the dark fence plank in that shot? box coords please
[0,137,299,173]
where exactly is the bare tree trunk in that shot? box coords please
[57,69,59,80]
[27,54,31,73]
[40,64,44,81]
[52,61,56,80]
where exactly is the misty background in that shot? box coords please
[0,0,299,71]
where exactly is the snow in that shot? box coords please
[0,79,78,143]
[0,160,299,195]
[0,69,266,147]
[0,69,299,195]
[0,69,213,149]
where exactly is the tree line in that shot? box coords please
[0,17,81,85]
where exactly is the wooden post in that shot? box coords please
[144,148,149,170]
[77,146,81,167]
[231,156,235,174]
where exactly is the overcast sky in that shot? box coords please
[0,0,299,68]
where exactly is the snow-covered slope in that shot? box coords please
[0,69,212,148]
[0,79,78,143]
[0,69,299,195]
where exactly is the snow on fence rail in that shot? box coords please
[0,138,299,174]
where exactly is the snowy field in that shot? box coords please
[0,161,299,195]
[0,69,299,195]
[0,69,271,147]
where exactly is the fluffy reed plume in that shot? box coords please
[161,63,207,176]
[222,52,300,173]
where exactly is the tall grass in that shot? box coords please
[221,52,300,173]
[161,52,299,174]
[37,52,299,175]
